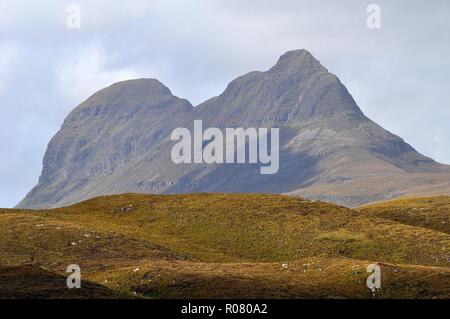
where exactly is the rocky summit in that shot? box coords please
[17,49,450,209]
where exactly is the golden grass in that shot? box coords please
[0,193,449,298]
[359,195,450,234]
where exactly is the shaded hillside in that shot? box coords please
[17,50,450,209]
[0,265,124,299]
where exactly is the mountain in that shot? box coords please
[17,49,450,209]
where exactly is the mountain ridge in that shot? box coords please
[17,49,450,209]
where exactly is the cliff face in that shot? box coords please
[17,50,450,209]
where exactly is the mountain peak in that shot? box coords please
[270,49,327,73]
[105,78,172,96]
[78,78,176,109]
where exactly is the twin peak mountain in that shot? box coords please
[18,49,450,209]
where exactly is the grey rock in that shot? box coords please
[17,50,450,208]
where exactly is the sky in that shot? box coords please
[0,0,449,208]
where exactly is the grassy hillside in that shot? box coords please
[0,193,449,298]
[359,196,450,234]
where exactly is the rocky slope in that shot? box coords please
[17,50,450,208]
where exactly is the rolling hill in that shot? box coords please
[2,193,449,298]
[359,195,450,234]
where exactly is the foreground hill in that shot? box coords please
[0,265,124,299]
[17,50,450,209]
[2,193,449,298]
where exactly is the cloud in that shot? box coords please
[54,45,144,105]
[0,42,20,94]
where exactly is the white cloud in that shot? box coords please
[54,46,144,105]
[0,42,20,94]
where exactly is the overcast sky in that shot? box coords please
[0,0,449,208]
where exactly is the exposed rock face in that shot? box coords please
[20,79,193,208]
[17,50,450,208]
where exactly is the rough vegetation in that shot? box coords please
[1,193,449,298]
[360,196,450,234]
